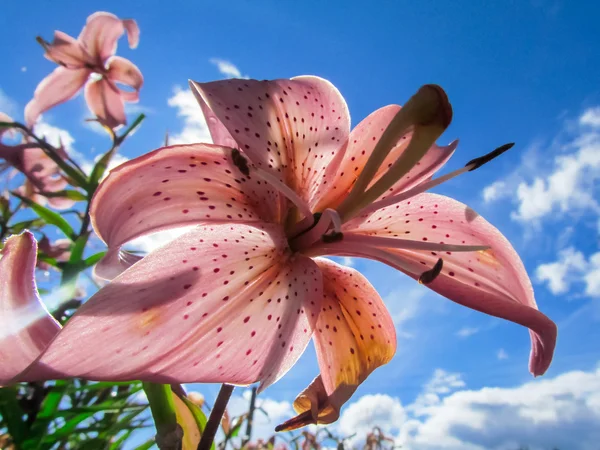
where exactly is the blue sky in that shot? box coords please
[1,1,600,448]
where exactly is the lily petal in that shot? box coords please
[43,30,91,68]
[283,258,396,427]
[106,56,143,102]
[189,76,351,208]
[188,85,237,148]
[20,224,322,389]
[316,105,455,211]
[84,77,126,129]
[25,67,90,127]
[122,19,140,49]
[345,193,557,376]
[90,144,282,258]
[0,232,60,385]
[79,11,126,62]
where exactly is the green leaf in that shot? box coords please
[13,193,76,240]
[36,381,67,419]
[118,113,146,143]
[0,386,28,445]
[133,439,156,450]
[68,234,88,264]
[89,146,118,187]
[9,218,46,233]
[41,189,87,201]
[83,251,106,268]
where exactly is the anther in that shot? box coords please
[466,143,514,171]
[321,231,344,243]
[231,148,250,176]
[418,258,444,284]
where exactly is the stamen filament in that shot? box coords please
[352,165,471,219]
[291,209,342,251]
[254,168,313,221]
[337,85,452,222]
[342,233,489,253]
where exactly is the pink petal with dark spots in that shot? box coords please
[189,76,351,208]
[90,144,283,273]
[316,105,456,211]
[0,232,60,385]
[19,224,322,388]
[344,193,556,376]
[24,67,90,127]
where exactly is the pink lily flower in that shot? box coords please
[0,116,75,209]
[0,78,556,430]
[25,12,143,129]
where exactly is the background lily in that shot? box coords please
[0,77,556,431]
[24,11,143,129]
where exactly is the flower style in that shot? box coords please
[0,77,556,430]
[25,12,143,129]
[0,113,74,209]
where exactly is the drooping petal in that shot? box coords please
[78,11,126,62]
[24,67,89,127]
[20,224,323,389]
[43,30,92,68]
[105,56,143,102]
[84,77,126,129]
[276,376,335,431]
[287,258,395,426]
[315,105,456,211]
[122,19,140,49]
[190,77,351,208]
[343,193,556,376]
[0,232,61,385]
[90,144,283,256]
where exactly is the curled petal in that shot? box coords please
[85,77,126,129]
[20,224,323,388]
[316,105,455,211]
[190,76,351,208]
[90,144,283,264]
[345,193,556,376]
[122,19,140,49]
[0,232,61,385]
[106,56,143,102]
[25,67,89,127]
[287,258,395,426]
[43,30,92,68]
[276,376,336,431]
[79,11,126,62]
[94,248,143,281]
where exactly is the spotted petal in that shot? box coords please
[19,224,322,389]
[90,144,282,276]
[0,232,60,385]
[316,105,456,211]
[190,77,351,208]
[278,258,396,428]
[343,193,557,376]
[25,67,90,127]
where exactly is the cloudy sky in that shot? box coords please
[1,1,599,449]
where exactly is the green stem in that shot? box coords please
[143,383,180,448]
[197,384,234,450]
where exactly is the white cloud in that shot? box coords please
[580,107,600,127]
[209,58,248,79]
[536,247,600,297]
[497,348,509,360]
[455,327,479,338]
[339,365,600,450]
[482,107,600,223]
[167,86,212,145]
[33,118,75,153]
[0,88,18,117]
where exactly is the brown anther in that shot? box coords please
[418,258,444,284]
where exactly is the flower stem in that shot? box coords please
[143,382,181,449]
[197,384,235,450]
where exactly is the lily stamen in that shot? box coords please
[291,208,342,251]
[342,234,489,253]
[351,143,516,221]
[254,167,313,221]
[419,258,444,284]
[338,85,453,222]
